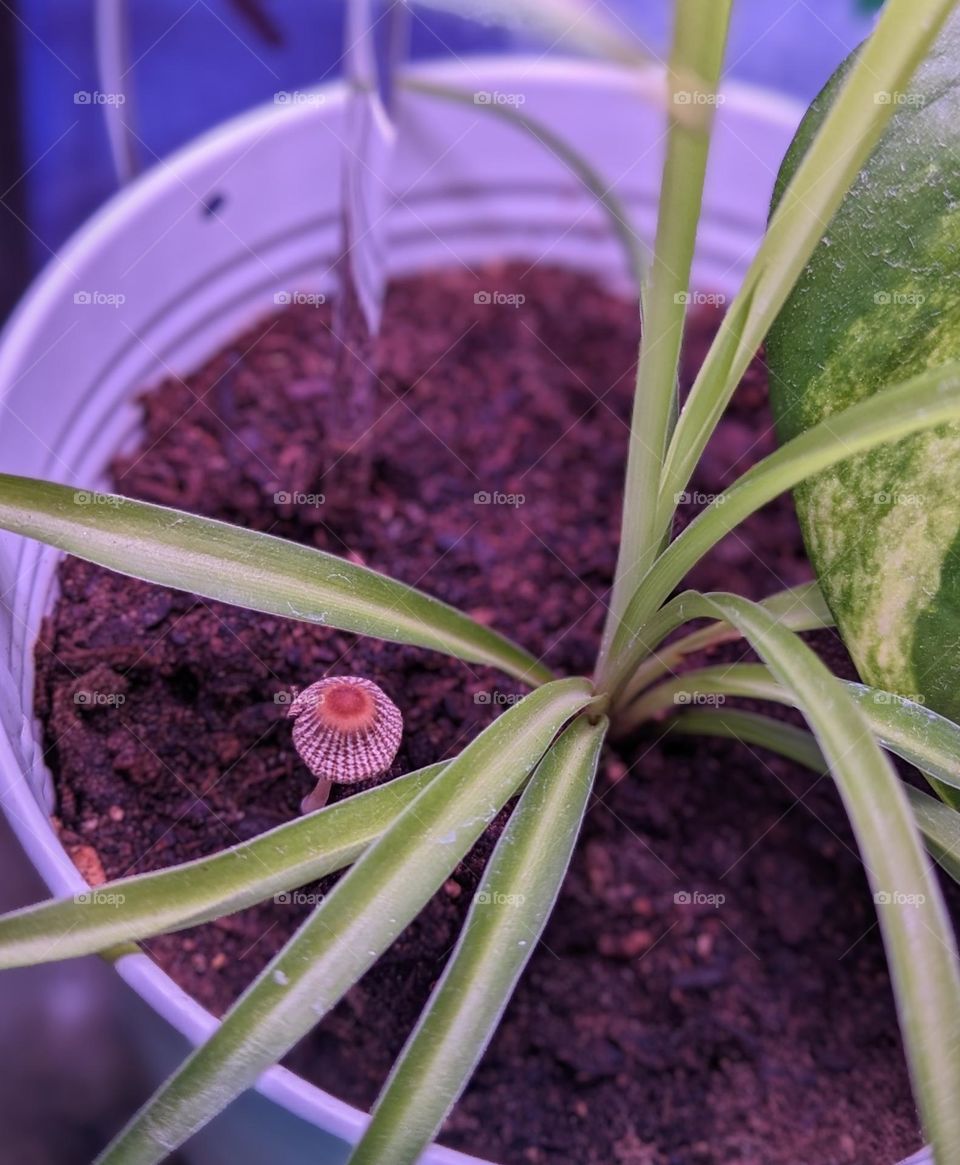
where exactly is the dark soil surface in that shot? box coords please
[36,264,930,1164]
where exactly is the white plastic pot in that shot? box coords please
[0,58,803,1164]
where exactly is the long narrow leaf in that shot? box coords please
[759,579,834,628]
[348,713,606,1165]
[848,681,960,810]
[95,677,593,1165]
[651,592,960,1159]
[667,704,950,1165]
[665,705,827,771]
[403,78,646,289]
[906,787,960,888]
[665,707,960,886]
[602,0,732,659]
[0,474,551,686]
[631,662,960,799]
[601,362,960,691]
[656,0,958,517]
[619,580,833,704]
[0,761,448,968]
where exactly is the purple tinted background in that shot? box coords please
[18,1,874,259]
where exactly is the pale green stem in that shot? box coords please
[599,0,732,674]
[401,78,647,290]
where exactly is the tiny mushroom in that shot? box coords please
[288,675,403,813]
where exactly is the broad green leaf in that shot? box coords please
[665,706,960,886]
[656,0,957,523]
[348,714,606,1165]
[767,9,960,722]
[0,762,448,968]
[404,78,646,289]
[95,677,593,1165]
[602,0,732,661]
[600,361,960,693]
[0,474,551,686]
[648,592,960,1158]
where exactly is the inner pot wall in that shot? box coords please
[0,58,802,1165]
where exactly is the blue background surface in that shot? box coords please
[18,1,876,262]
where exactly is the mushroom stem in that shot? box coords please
[301,777,333,815]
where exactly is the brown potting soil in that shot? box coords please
[36,263,936,1164]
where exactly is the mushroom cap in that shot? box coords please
[288,675,402,784]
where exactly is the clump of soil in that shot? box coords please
[36,264,930,1164]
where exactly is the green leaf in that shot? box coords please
[0,474,551,686]
[630,661,960,804]
[620,662,784,723]
[600,361,960,693]
[347,714,606,1165]
[846,681,960,809]
[665,706,960,886]
[767,9,960,722]
[601,0,732,661]
[618,580,833,704]
[905,787,960,887]
[758,579,834,628]
[0,761,449,968]
[664,705,827,771]
[656,0,958,522]
[94,677,594,1165]
[403,78,646,290]
[642,592,960,1158]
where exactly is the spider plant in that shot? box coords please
[2,1,960,1163]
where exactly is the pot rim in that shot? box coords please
[0,54,804,1159]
